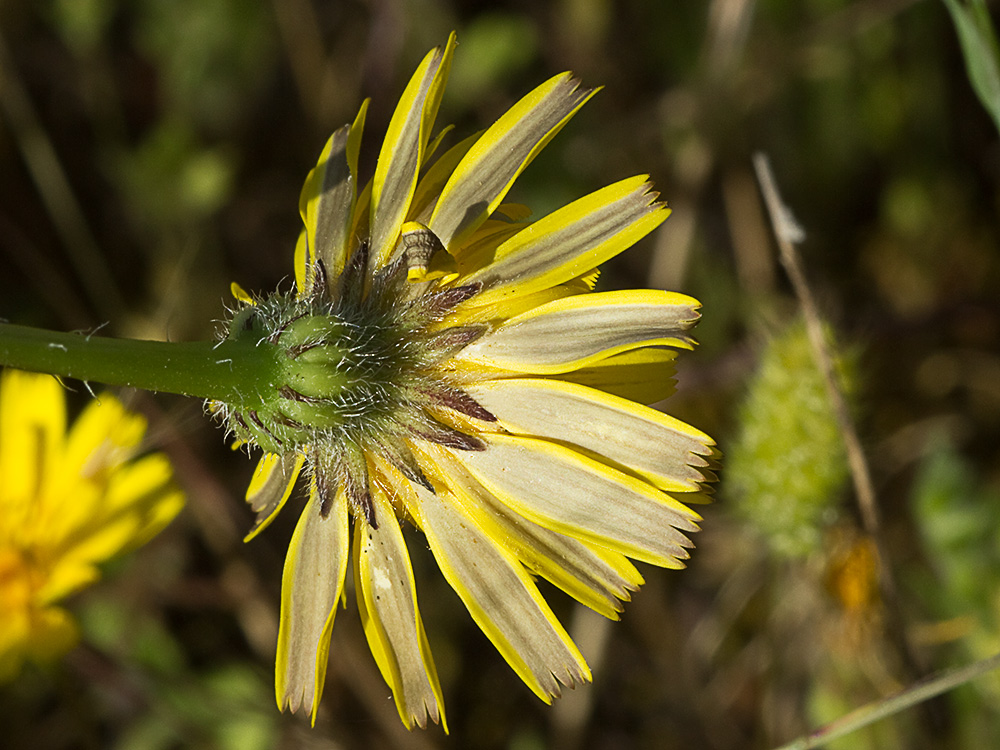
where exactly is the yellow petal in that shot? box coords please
[299,101,369,284]
[62,392,145,480]
[429,73,597,251]
[466,378,714,492]
[554,346,678,404]
[244,452,304,541]
[294,231,309,296]
[354,486,446,730]
[370,33,457,269]
[275,483,349,724]
[0,604,79,680]
[432,447,643,618]
[230,281,254,304]
[51,454,183,590]
[0,370,65,511]
[402,479,590,702]
[449,433,700,568]
[37,562,100,606]
[408,130,481,225]
[456,289,700,374]
[460,176,669,307]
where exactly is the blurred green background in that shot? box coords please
[2,0,1000,748]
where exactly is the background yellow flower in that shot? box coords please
[0,369,184,680]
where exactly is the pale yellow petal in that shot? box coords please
[298,100,369,284]
[431,447,643,618]
[370,33,457,268]
[355,486,445,730]
[275,484,350,724]
[402,480,590,702]
[62,392,144,479]
[460,176,668,307]
[408,130,481,225]
[449,433,700,568]
[555,346,678,404]
[244,452,305,541]
[429,73,597,251]
[455,290,700,374]
[466,378,714,492]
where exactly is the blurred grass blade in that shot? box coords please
[773,650,1000,750]
[942,0,1000,135]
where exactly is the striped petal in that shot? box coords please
[299,102,369,284]
[408,131,481,225]
[243,452,304,541]
[429,73,597,251]
[275,484,349,724]
[449,433,700,568]
[556,346,679,404]
[403,479,590,701]
[466,379,714,492]
[370,33,456,268]
[354,485,445,730]
[460,176,668,307]
[432,447,643,618]
[456,290,700,374]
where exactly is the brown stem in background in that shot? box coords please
[752,153,945,739]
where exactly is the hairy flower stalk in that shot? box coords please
[216,33,717,730]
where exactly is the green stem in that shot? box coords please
[0,322,281,404]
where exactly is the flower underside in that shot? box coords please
[221,233,496,526]
[216,32,718,731]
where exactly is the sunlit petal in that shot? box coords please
[275,484,349,724]
[429,73,597,251]
[370,33,457,268]
[456,289,700,374]
[299,101,369,284]
[466,378,714,492]
[460,176,668,306]
[449,433,700,567]
[403,478,591,701]
[409,131,481,225]
[244,452,305,541]
[431,447,643,618]
[355,485,445,730]
[554,346,679,404]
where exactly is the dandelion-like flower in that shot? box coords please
[0,369,184,680]
[219,33,716,729]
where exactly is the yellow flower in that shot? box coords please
[222,33,715,729]
[0,369,184,680]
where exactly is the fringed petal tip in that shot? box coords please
[403,700,447,733]
[542,661,594,704]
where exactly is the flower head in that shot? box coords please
[0,369,184,680]
[220,33,715,729]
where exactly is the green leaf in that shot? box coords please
[942,0,1000,136]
